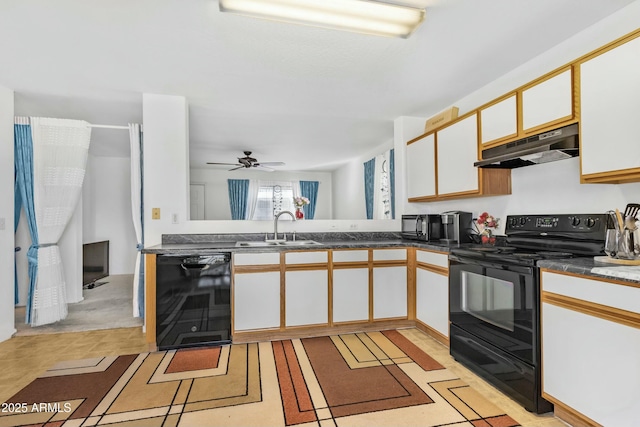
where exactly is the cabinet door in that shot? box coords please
[522,68,573,132]
[542,303,640,426]
[406,133,436,199]
[436,114,479,196]
[285,270,328,327]
[234,272,280,331]
[480,94,517,145]
[333,268,369,323]
[415,268,449,337]
[581,36,640,176]
[373,266,407,319]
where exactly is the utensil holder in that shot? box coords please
[605,210,638,260]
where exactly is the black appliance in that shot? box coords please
[440,211,473,244]
[401,214,442,241]
[449,213,607,414]
[475,123,579,169]
[156,253,232,350]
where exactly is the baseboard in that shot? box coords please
[543,393,603,427]
[414,320,449,347]
[0,326,17,343]
[232,320,415,344]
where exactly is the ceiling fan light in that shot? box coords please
[219,0,426,38]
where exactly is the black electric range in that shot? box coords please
[448,213,607,414]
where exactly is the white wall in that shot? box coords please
[398,3,640,230]
[332,158,365,220]
[190,168,333,220]
[332,140,395,220]
[143,94,190,246]
[83,154,137,274]
[0,85,15,341]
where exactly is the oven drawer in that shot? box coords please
[450,324,552,414]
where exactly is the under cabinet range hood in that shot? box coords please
[475,123,579,169]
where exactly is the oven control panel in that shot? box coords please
[506,214,608,235]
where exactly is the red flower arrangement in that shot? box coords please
[476,212,500,245]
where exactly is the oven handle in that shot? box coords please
[449,254,533,275]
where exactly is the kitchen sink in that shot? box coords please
[235,240,322,247]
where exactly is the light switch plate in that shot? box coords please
[0,217,4,230]
[152,208,161,220]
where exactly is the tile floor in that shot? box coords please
[0,327,570,427]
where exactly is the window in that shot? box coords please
[251,182,297,220]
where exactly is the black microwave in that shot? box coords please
[401,214,442,241]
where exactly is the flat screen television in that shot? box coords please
[83,240,109,285]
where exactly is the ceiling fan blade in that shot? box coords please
[255,165,274,172]
[228,165,245,171]
[207,162,242,166]
[257,162,285,166]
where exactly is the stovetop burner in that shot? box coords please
[452,245,577,266]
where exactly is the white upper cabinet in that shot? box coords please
[437,113,479,196]
[521,68,573,132]
[479,94,517,145]
[580,35,640,178]
[406,133,436,199]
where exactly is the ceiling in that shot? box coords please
[2,0,637,171]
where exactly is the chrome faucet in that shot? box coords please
[266,210,296,242]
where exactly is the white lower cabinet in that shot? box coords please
[333,268,369,323]
[541,272,640,426]
[415,268,449,338]
[373,266,407,319]
[233,271,280,331]
[285,270,328,327]
[542,303,640,427]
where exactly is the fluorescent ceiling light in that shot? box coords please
[219,0,426,38]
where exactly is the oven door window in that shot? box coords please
[461,271,514,332]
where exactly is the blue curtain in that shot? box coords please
[299,181,319,219]
[14,169,21,304]
[364,158,375,220]
[228,179,249,220]
[14,123,39,324]
[389,149,395,220]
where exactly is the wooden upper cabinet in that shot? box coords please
[580,34,640,183]
[406,133,437,200]
[437,113,480,196]
[521,67,574,134]
[479,94,518,146]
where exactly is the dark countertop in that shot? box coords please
[142,238,456,255]
[538,257,640,285]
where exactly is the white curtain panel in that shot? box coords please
[30,117,91,326]
[245,179,259,220]
[129,124,144,318]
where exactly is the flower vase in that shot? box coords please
[481,229,496,245]
[295,208,304,220]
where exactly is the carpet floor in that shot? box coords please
[0,330,520,427]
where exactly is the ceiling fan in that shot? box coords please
[207,151,285,172]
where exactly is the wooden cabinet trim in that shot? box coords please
[581,167,640,184]
[542,291,640,330]
[333,261,369,269]
[234,264,281,273]
[285,263,329,271]
[416,262,448,276]
[371,260,407,268]
[541,394,603,427]
[415,320,449,346]
[574,26,640,65]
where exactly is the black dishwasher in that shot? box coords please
[156,253,231,350]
